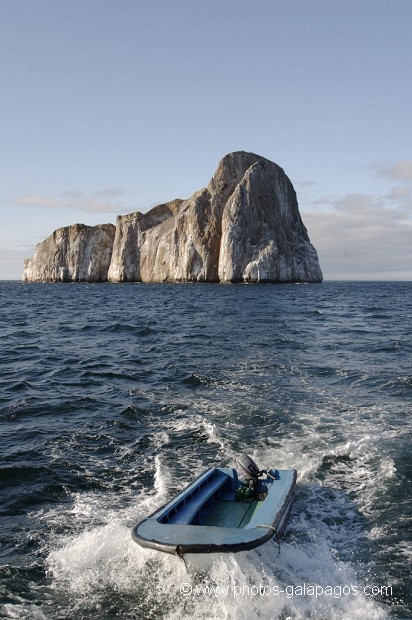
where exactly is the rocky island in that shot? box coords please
[22,151,323,283]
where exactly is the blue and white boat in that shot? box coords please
[132,454,297,557]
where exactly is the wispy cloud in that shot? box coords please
[12,189,130,214]
[293,179,316,190]
[372,161,412,183]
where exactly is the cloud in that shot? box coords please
[373,161,412,183]
[293,179,316,190]
[12,189,130,214]
[302,189,412,280]
[385,186,412,210]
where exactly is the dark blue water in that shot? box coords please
[0,281,411,620]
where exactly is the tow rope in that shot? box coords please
[256,524,280,549]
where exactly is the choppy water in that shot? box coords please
[0,280,411,620]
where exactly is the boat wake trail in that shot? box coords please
[38,446,390,620]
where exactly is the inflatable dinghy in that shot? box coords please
[132,454,297,557]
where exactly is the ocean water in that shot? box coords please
[0,280,410,620]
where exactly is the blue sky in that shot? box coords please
[1,0,411,280]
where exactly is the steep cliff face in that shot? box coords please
[107,199,184,282]
[22,223,115,282]
[22,152,323,284]
[218,157,321,283]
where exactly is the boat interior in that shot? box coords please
[157,468,269,528]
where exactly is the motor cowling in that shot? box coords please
[237,453,260,480]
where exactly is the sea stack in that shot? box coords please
[22,152,323,283]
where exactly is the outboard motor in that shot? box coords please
[237,453,260,482]
[237,454,271,501]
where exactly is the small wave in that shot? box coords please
[104,323,156,336]
[383,375,412,396]
[181,373,217,388]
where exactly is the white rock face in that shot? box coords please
[107,199,184,282]
[22,223,115,282]
[22,152,323,284]
[217,156,322,282]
